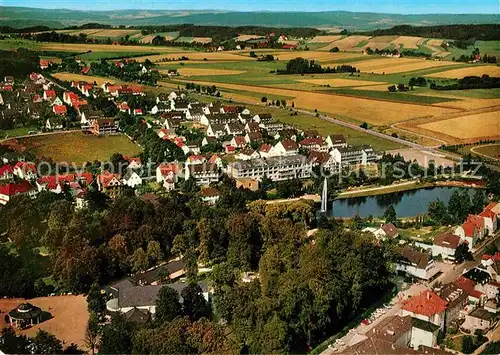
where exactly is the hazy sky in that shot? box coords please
[3,0,499,13]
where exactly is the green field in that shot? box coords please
[78,51,161,61]
[19,132,142,164]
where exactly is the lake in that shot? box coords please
[329,187,477,218]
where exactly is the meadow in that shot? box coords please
[19,132,142,164]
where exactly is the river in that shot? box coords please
[329,186,478,218]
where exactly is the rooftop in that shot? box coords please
[403,289,447,317]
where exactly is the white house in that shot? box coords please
[394,247,440,280]
[237,148,260,161]
[156,163,179,190]
[200,187,220,205]
[122,170,142,188]
[268,139,298,157]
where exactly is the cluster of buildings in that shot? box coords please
[104,259,210,325]
[342,220,500,355]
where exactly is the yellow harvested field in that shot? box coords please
[320,35,371,51]
[420,111,500,139]
[133,51,253,62]
[91,29,139,37]
[352,57,460,74]
[309,35,343,43]
[270,51,362,62]
[298,78,388,87]
[39,42,183,53]
[57,29,102,35]
[174,79,459,125]
[390,36,424,49]
[426,65,500,78]
[139,34,158,43]
[434,98,500,110]
[235,34,262,41]
[363,41,392,50]
[427,39,444,47]
[176,68,246,76]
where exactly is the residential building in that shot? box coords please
[200,187,220,205]
[89,119,118,135]
[394,247,439,280]
[227,155,312,182]
[410,318,440,350]
[461,307,497,333]
[13,162,37,180]
[231,136,247,149]
[299,137,329,152]
[438,283,468,326]
[0,181,37,205]
[122,170,143,188]
[374,223,399,239]
[334,145,377,166]
[326,135,347,149]
[0,165,14,181]
[252,113,272,124]
[479,208,497,236]
[431,232,462,260]
[156,163,180,190]
[245,131,263,144]
[185,164,220,185]
[207,123,226,138]
[307,151,341,174]
[401,289,447,330]
[237,148,260,161]
[236,178,259,191]
[97,171,122,198]
[269,139,299,157]
[225,122,245,136]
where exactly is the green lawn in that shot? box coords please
[0,126,38,139]
[19,132,142,164]
[327,88,457,104]
[78,51,161,61]
[0,38,41,50]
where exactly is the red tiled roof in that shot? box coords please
[158,163,179,176]
[300,137,325,147]
[97,171,121,188]
[434,232,461,249]
[81,67,90,74]
[0,165,13,176]
[208,154,220,164]
[462,221,477,237]
[280,138,298,151]
[454,276,477,297]
[53,105,67,115]
[259,143,272,153]
[223,106,237,113]
[13,161,36,173]
[233,136,246,146]
[479,209,496,220]
[485,202,499,211]
[44,90,56,98]
[0,181,34,196]
[467,214,485,231]
[402,289,447,317]
[200,187,219,197]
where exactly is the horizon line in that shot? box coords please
[0,5,496,16]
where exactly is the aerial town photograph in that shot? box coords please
[0,0,498,353]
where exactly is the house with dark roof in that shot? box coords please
[438,282,468,326]
[461,307,497,333]
[200,187,220,205]
[394,247,439,280]
[326,134,347,149]
[269,139,299,157]
[432,232,462,259]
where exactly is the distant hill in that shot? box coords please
[0,6,498,29]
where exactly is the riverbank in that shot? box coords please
[336,179,484,199]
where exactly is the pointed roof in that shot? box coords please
[402,289,447,317]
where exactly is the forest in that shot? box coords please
[0,49,40,78]
[277,58,359,74]
[363,24,500,41]
[430,75,500,90]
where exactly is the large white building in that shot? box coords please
[227,155,312,182]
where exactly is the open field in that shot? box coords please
[387,148,456,167]
[269,51,363,62]
[133,51,253,62]
[352,84,392,91]
[426,65,500,78]
[319,35,371,51]
[470,144,500,160]
[0,296,88,349]
[38,42,185,53]
[433,98,500,110]
[57,28,140,38]
[298,78,388,87]
[351,57,460,74]
[170,79,459,125]
[390,36,424,49]
[308,35,343,43]
[419,111,500,140]
[52,72,128,86]
[235,34,262,41]
[176,67,246,76]
[19,132,141,164]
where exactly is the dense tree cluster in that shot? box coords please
[430,75,500,90]
[0,49,40,79]
[277,57,358,75]
[90,59,160,86]
[365,24,500,41]
[428,189,485,226]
